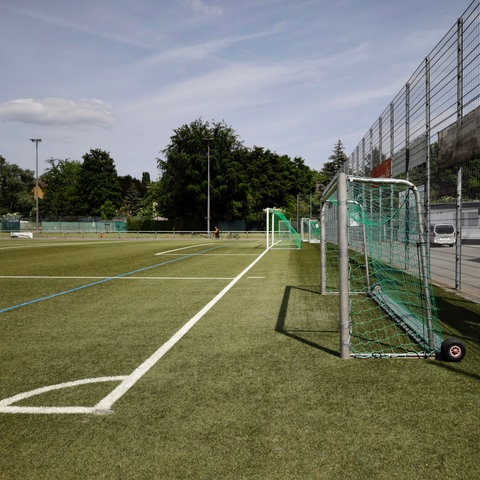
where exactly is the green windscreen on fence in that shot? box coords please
[41,221,127,233]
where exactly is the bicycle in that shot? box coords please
[226,232,240,239]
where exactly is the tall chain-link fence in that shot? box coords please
[336,0,480,300]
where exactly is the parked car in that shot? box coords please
[429,223,456,247]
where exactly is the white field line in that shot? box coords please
[0,377,126,415]
[2,241,110,249]
[0,276,233,280]
[155,243,211,255]
[159,253,258,256]
[0,246,269,415]
[94,246,270,413]
[1,240,211,253]
[155,244,258,257]
[0,243,229,282]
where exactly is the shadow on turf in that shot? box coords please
[430,359,480,381]
[434,288,480,344]
[275,285,340,357]
[432,290,479,380]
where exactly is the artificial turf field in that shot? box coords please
[0,237,478,479]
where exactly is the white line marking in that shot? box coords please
[0,276,233,280]
[0,247,270,415]
[0,376,125,414]
[0,406,97,415]
[159,253,259,256]
[155,243,211,255]
[94,247,269,412]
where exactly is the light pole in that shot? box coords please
[30,138,42,237]
[207,139,211,237]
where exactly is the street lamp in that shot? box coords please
[29,138,42,237]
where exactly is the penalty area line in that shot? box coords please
[154,243,211,255]
[0,244,226,314]
[94,247,270,413]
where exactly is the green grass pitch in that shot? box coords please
[0,237,478,479]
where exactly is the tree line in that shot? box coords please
[3,118,476,230]
[0,119,375,229]
[157,119,329,229]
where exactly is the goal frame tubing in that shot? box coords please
[320,173,435,359]
[266,208,301,250]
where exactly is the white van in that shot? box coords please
[429,224,456,247]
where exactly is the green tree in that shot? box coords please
[100,200,117,220]
[157,119,319,228]
[320,140,348,186]
[123,186,144,216]
[79,149,122,216]
[41,158,83,217]
[142,171,151,184]
[118,175,147,217]
[158,119,243,228]
[235,147,315,221]
[429,143,480,202]
[0,156,35,216]
[139,180,161,218]
[463,158,480,200]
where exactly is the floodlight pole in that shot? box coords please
[30,138,42,237]
[207,140,211,238]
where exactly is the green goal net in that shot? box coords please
[320,174,444,358]
[300,218,321,243]
[266,208,302,249]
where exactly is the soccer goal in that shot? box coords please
[266,208,302,249]
[300,218,321,243]
[320,173,466,361]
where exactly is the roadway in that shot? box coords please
[429,244,480,303]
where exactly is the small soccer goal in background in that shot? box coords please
[300,218,321,243]
[320,173,466,361]
[266,208,302,249]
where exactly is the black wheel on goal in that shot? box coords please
[440,337,466,362]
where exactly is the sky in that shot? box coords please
[0,0,473,180]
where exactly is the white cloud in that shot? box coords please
[183,0,223,18]
[0,98,116,127]
[141,25,286,65]
[125,40,373,119]
[123,60,298,124]
[324,82,404,110]
[0,0,467,178]
[3,4,161,50]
